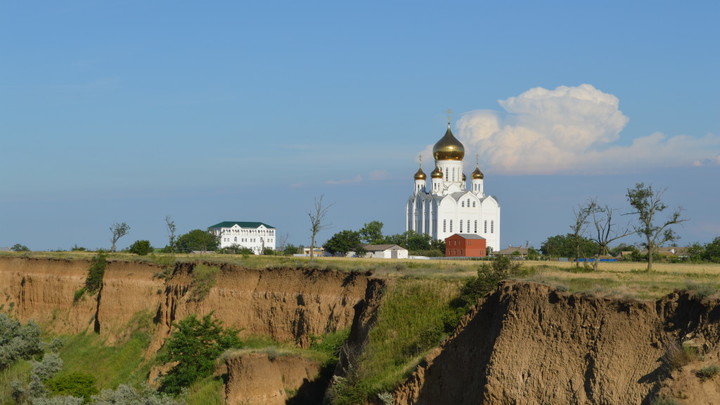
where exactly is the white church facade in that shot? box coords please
[208,221,276,254]
[405,122,501,252]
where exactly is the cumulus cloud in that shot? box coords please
[449,84,720,174]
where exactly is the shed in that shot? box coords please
[445,234,487,257]
[362,244,409,259]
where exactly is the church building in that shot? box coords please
[405,121,501,252]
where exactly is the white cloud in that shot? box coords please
[450,84,720,174]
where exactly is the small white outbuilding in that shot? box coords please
[362,244,409,259]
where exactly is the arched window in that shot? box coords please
[450,220,453,232]
[443,219,447,232]
[491,220,494,233]
[472,201,476,207]
[461,201,465,207]
[484,220,487,233]
[460,220,463,233]
[474,220,478,233]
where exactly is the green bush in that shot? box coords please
[85,253,107,294]
[46,372,98,401]
[159,314,241,394]
[128,240,153,256]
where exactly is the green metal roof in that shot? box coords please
[208,221,275,229]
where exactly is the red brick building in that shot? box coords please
[445,234,487,257]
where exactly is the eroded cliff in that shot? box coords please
[388,282,720,405]
[0,256,372,351]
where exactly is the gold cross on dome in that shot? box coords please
[447,109,452,125]
[418,154,422,168]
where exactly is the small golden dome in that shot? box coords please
[432,126,465,161]
[472,166,484,179]
[431,166,443,179]
[414,167,426,180]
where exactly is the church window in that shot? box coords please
[473,201,476,207]
[484,220,487,233]
[491,221,494,233]
[443,219,446,232]
[234,237,237,242]
[474,220,478,233]
[450,220,453,232]
[461,201,464,207]
[460,220,463,233]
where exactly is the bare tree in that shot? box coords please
[109,222,130,252]
[570,203,592,267]
[308,195,333,258]
[586,199,633,271]
[626,183,686,271]
[276,233,289,253]
[165,216,177,252]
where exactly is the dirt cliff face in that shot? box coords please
[224,352,323,405]
[390,282,720,405]
[0,257,371,351]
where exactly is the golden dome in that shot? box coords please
[433,126,465,161]
[414,167,426,180]
[431,166,443,178]
[472,166,484,179]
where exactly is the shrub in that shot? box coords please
[128,240,153,256]
[46,372,98,401]
[159,314,241,394]
[0,314,43,370]
[85,253,107,294]
[697,364,720,381]
[663,341,701,370]
[188,264,220,302]
[93,384,181,404]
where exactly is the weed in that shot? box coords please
[696,364,720,381]
[685,281,716,297]
[649,397,681,405]
[663,341,701,370]
[188,264,220,302]
[72,288,86,304]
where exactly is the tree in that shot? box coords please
[165,216,177,253]
[570,203,592,267]
[128,240,153,255]
[586,200,633,271]
[686,242,706,263]
[324,230,362,256]
[159,314,241,394]
[11,243,29,252]
[282,244,300,255]
[703,237,720,263]
[626,183,686,271]
[308,195,332,258]
[109,222,130,252]
[540,234,596,258]
[359,221,384,244]
[175,230,219,253]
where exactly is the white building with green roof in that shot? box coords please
[208,221,276,254]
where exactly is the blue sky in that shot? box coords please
[1,1,718,251]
